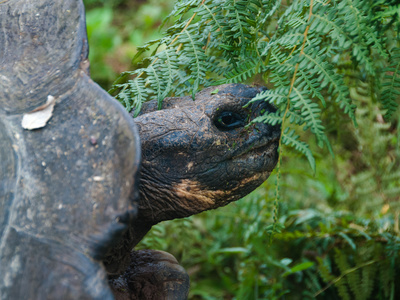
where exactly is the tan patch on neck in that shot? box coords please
[173,179,228,212]
[234,172,268,189]
[172,172,268,213]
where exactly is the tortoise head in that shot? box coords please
[134,84,280,224]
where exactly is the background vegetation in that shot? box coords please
[83,0,400,299]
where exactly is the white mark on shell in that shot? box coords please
[21,95,56,130]
[93,176,104,182]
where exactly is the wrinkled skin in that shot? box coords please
[105,84,280,299]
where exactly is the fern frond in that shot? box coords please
[132,38,164,63]
[347,252,363,300]
[157,49,180,102]
[177,27,208,97]
[360,257,376,300]
[115,87,133,112]
[117,77,149,116]
[310,12,352,49]
[276,0,308,32]
[165,0,202,25]
[317,256,336,290]
[299,48,357,124]
[196,2,228,41]
[296,69,326,107]
[252,111,283,127]
[282,128,316,174]
[272,32,305,49]
[333,249,352,300]
[129,78,148,115]
[286,108,307,126]
[218,59,259,84]
[253,107,308,129]
[251,87,289,106]
[146,65,163,102]
[291,87,326,147]
[379,258,395,298]
[223,0,256,55]
[381,47,400,120]
[259,0,281,25]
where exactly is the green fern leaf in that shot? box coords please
[158,49,180,103]
[296,69,326,107]
[132,38,163,63]
[146,65,163,103]
[217,59,259,84]
[379,258,395,298]
[115,88,133,112]
[127,77,148,117]
[381,47,400,120]
[360,257,376,300]
[251,87,289,106]
[310,12,352,49]
[259,0,281,24]
[282,128,316,173]
[317,256,336,291]
[291,87,326,147]
[177,27,208,98]
[333,249,352,300]
[196,2,228,41]
[299,48,357,124]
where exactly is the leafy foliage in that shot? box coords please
[110,0,399,170]
[382,47,400,120]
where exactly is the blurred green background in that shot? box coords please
[83,0,174,88]
[83,1,400,299]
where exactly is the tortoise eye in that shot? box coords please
[214,111,245,131]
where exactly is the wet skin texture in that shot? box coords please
[104,84,280,278]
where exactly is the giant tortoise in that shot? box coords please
[0,0,280,299]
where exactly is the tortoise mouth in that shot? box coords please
[232,137,279,156]
[227,135,280,174]
[230,135,280,159]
